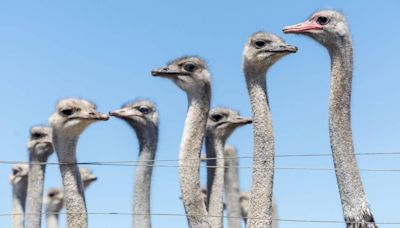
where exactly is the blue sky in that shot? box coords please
[1,1,399,227]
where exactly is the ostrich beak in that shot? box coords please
[270,45,298,53]
[109,108,143,118]
[88,175,97,182]
[231,116,252,125]
[151,67,189,78]
[283,20,322,33]
[77,111,109,121]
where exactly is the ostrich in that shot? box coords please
[224,146,278,228]
[26,125,54,228]
[239,192,278,228]
[223,145,242,228]
[49,98,109,228]
[152,56,211,228]
[242,32,297,227]
[44,188,64,228]
[79,167,98,189]
[44,168,97,228]
[110,100,159,228]
[205,108,251,228]
[283,10,377,228]
[9,164,29,228]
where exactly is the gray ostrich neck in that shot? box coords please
[53,132,87,228]
[180,89,211,228]
[46,214,59,228]
[12,182,27,228]
[26,151,49,228]
[245,70,275,228]
[328,37,376,227]
[129,122,158,228]
[223,150,241,228]
[205,134,225,228]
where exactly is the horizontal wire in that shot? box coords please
[1,151,399,165]
[1,212,399,225]
[2,160,399,172]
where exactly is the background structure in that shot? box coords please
[0,1,399,227]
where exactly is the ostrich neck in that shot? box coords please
[12,182,27,228]
[245,72,275,228]
[205,135,225,228]
[46,214,59,228]
[26,153,48,228]
[328,38,376,226]
[53,133,87,228]
[131,125,158,228]
[180,90,211,228]
[223,149,241,228]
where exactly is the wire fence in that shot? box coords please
[1,212,399,225]
[4,152,399,225]
[4,161,400,173]
[2,151,399,172]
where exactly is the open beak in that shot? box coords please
[283,20,322,34]
[151,67,188,78]
[109,108,142,119]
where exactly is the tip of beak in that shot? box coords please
[282,26,296,34]
[282,28,290,33]
[151,70,159,77]
[289,46,298,53]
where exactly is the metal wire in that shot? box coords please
[2,160,399,172]
[1,212,399,225]
[1,151,398,172]
[1,151,399,164]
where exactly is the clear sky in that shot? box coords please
[1,1,399,227]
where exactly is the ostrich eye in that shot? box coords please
[32,133,44,139]
[48,193,55,197]
[183,63,197,72]
[61,108,73,116]
[316,16,329,25]
[254,40,266,49]
[138,107,150,114]
[211,114,223,122]
[12,169,18,175]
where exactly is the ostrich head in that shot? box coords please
[224,144,236,156]
[151,56,211,96]
[243,32,297,74]
[283,10,350,48]
[110,100,158,130]
[206,108,252,142]
[9,164,29,186]
[26,126,54,160]
[45,188,64,213]
[79,167,97,189]
[239,192,250,218]
[49,98,109,137]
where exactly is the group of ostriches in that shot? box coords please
[9,10,378,228]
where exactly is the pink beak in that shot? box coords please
[283,20,322,33]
